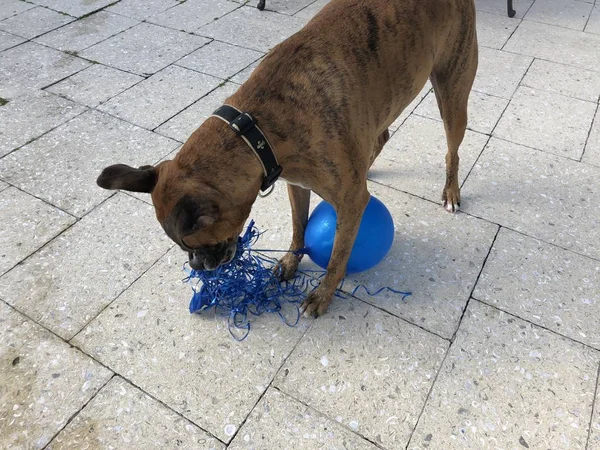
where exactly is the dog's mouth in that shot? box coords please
[187,242,236,271]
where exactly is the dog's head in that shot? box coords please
[96,155,258,271]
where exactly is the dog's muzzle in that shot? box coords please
[188,241,236,271]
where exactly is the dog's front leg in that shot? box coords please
[301,188,370,317]
[275,184,311,280]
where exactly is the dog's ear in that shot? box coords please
[96,164,158,193]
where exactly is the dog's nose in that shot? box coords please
[188,252,204,271]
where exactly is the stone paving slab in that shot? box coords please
[476,11,519,49]
[0,0,34,21]
[0,42,91,99]
[0,194,172,340]
[587,5,600,35]
[156,82,239,142]
[229,389,380,450]
[0,30,25,52]
[494,86,596,159]
[473,228,600,350]
[0,109,178,217]
[229,57,264,85]
[504,19,600,72]
[47,377,224,450]
[475,0,535,19]
[409,300,599,450]
[73,246,310,443]
[389,82,432,132]
[46,64,144,108]
[106,0,181,20]
[0,180,8,193]
[274,296,449,449]
[584,112,600,168]
[524,0,593,30]
[34,11,140,54]
[0,302,113,449]
[0,187,75,276]
[258,0,317,15]
[147,0,238,32]
[199,6,307,52]
[0,90,86,158]
[472,47,533,99]
[592,386,600,448]
[98,65,222,130]
[294,0,329,20]
[463,138,600,261]
[0,6,74,39]
[27,0,116,18]
[177,41,264,80]
[80,23,209,76]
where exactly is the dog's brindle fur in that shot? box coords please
[97,0,478,317]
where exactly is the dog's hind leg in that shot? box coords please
[430,14,478,213]
[369,128,390,167]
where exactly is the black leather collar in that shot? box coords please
[211,105,282,192]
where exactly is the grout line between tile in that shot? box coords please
[585,362,600,449]
[581,101,599,162]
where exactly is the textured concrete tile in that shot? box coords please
[0,110,178,216]
[98,66,221,130]
[494,87,596,159]
[294,0,329,20]
[462,138,600,260]
[274,297,448,448]
[592,385,600,448]
[177,41,263,80]
[73,247,309,443]
[260,0,317,15]
[0,194,172,339]
[474,228,600,350]
[28,0,116,17]
[48,377,224,450]
[0,302,113,449]
[521,59,600,103]
[0,90,86,158]
[587,6,600,35]
[200,7,307,52]
[80,23,209,76]
[155,82,239,142]
[46,64,144,108]
[388,82,433,132]
[472,47,532,99]
[106,0,180,20]
[147,0,238,32]
[414,90,508,135]
[229,57,263,85]
[0,30,25,51]
[0,6,74,39]
[338,182,497,339]
[0,187,75,276]
[369,116,488,203]
[0,180,8,192]
[409,300,599,450]
[475,0,534,19]
[0,42,90,98]
[476,11,519,49]
[584,112,600,167]
[35,11,139,53]
[525,0,593,30]
[504,20,600,71]
[0,0,34,21]
[229,389,379,450]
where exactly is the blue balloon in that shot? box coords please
[304,196,394,274]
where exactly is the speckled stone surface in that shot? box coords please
[583,110,600,168]
[524,0,593,30]
[27,0,116,17]
[79,23,209,76]
[0,42,90,98]
[98,65,222,130]
[369,115,488,204]
[274,296,448,448]
[0,180,8,193]
[475,0,534,18]
[0,187,75,276]
[463,138,600,260]
[200,7,307,52]
[409,300,599,450]
[48,377,224,450]
[474,228,600,350]
[504,20,600,71]
[73,247,310,443]
[587,6,600,35]
[0,110,178,216]
[294,0,329,20]
[0,30,26,52]
[0,302,113,449]
[106,0,180,20]
[46,64,144,108]
[0,90,86,158]
[177,41,264,80]
[0,0,34,21]
[494,87,596,159]
[257,0,317,15]
[229,389,380,450]
[147,0,238,32]
[34,11,139,53]
[389,81,432,131]
[592,382,600,448]
[476,11,519,49]
[0,6,74,39]
[0,194,172,339]
[472,47,533,99]
[229,57,264,85]
[156,82,240,142]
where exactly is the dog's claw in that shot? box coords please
[300,289,333,318]
[442,188,461,213]
[274,253,300,281]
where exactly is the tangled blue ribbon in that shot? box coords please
[184,220,411,340]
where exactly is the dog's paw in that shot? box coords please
[442,187,461,213]
[273,253,300,281]
[300,288,333,318]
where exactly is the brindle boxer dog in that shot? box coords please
[97,0,478,318]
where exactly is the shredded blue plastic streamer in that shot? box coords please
[184,220,411,340]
